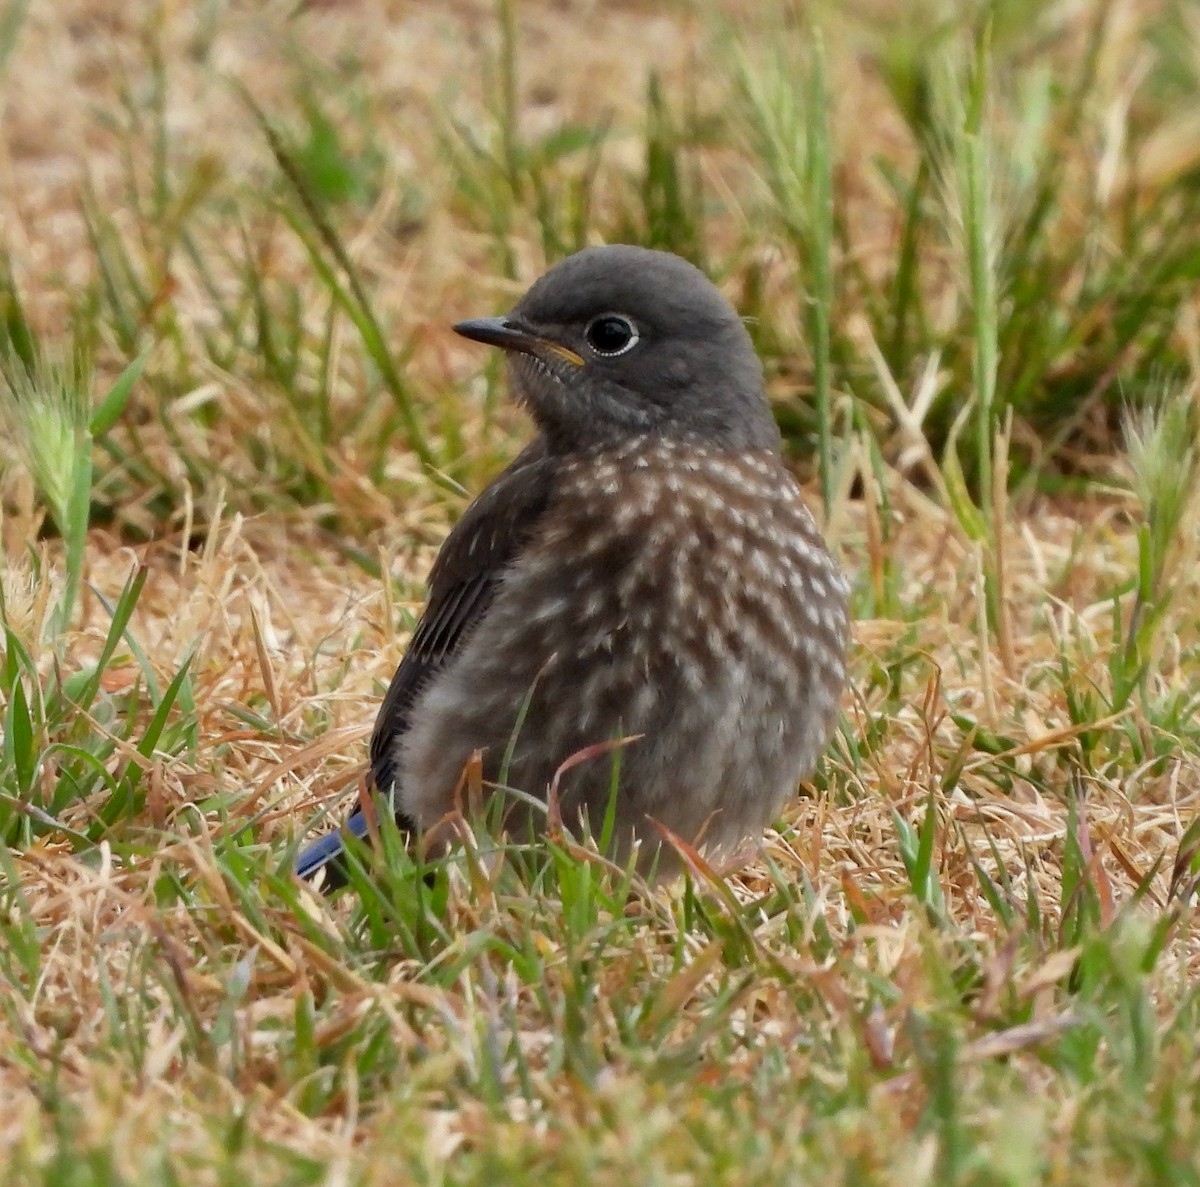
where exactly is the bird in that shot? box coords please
[294,243,850,887]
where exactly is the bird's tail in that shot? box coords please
[293,810,370,887]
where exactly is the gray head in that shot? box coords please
[453,245,781,454]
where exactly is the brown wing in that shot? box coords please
[368,439,557,793]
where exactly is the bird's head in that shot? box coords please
[453,244,781,454]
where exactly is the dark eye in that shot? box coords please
[584,314,639,357]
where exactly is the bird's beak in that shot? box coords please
[453,317,585,367]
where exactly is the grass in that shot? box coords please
[1,1,1200,1183]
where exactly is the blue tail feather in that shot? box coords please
[294,809,369,884]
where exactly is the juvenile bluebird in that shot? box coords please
[295,244,850,886]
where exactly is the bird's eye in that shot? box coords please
[584,314,639,357]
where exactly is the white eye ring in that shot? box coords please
[584,314,639,357]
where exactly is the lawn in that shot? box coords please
[1,1,1199,1184]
